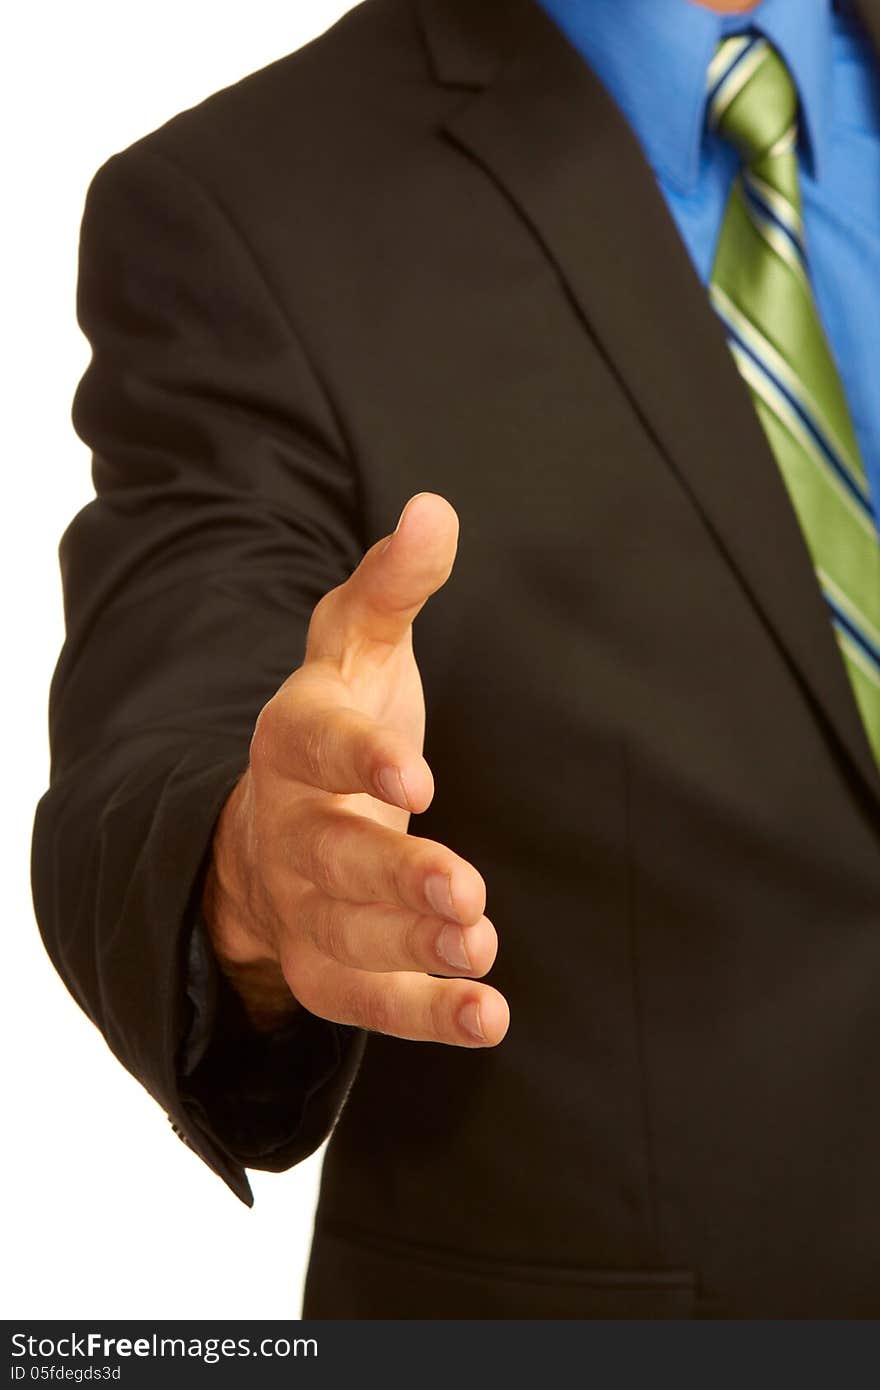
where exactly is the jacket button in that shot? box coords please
[168,1116,194,1150]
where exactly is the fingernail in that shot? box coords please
[437,924,472,973]
[425,871,457,922]
[458,1001,485,1043]
[375,766,409,811]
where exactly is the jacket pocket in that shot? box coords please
[304,1224,696,1319]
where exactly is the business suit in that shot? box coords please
[32,0,880,1316]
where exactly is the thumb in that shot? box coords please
[311,493,460,654]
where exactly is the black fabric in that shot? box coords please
[32,0,880,1316]
[181,914,223,1079]
[180,916,363,1177]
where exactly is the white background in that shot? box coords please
[5,0,358,1320]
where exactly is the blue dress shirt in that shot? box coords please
[535,0,880,503]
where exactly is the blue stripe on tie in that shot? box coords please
[825,594,880,674]
[741,179,807,272]
[718,314,876,524]
[707,35,761,109]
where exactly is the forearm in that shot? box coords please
[33,732,362,1197]
[33,734,255,1195]
[34,137,368,1197]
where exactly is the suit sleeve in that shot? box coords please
[31,141,368,1204]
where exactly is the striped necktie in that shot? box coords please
[707,34,880,764]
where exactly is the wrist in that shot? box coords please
[203,774,299,1031]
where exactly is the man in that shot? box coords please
[32,0,880,1317]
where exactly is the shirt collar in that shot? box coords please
[538,0,832,192]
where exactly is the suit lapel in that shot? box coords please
[414,0,880,810]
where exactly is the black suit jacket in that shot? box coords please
[32,0,880,1317]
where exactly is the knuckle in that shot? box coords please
[395,844,430,903]
[294,884,326,941]
[303,816,340,891]
[353,727,379,782]
[300,715,330,785]
[350,984,395,1036]
[428,987,450,1041]
[402,914,429,969]
[320,906,351,965]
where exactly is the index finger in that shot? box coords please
[253,682,434,812]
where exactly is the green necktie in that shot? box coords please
[708,34,880,763]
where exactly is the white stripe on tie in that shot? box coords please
[709,39,769,127]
